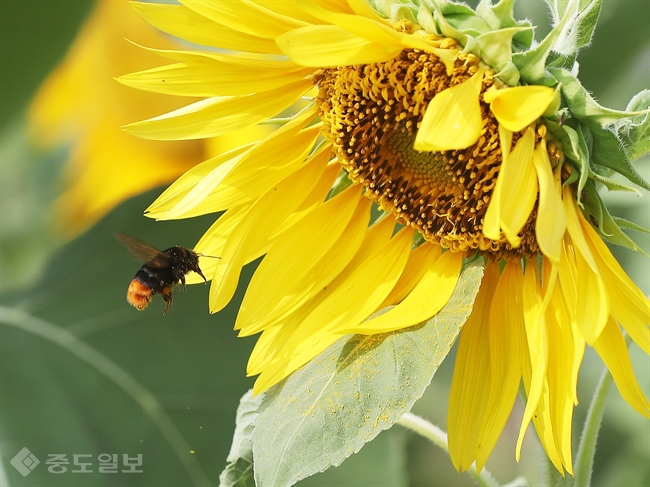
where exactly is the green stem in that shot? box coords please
[397,412,504,487]
[573,363,615,487]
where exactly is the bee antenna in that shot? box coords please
[197,253,221,259]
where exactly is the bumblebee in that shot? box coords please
[115,233,207,314]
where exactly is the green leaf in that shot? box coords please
[476,0,533,47]
[251,265,484,487]
[219,390,260,487]
[590,124,650,191]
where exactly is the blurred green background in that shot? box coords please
[0,0,648,486]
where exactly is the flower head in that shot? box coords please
[121,0,650,474]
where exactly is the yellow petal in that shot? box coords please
[448,263,499,472]
[377,243,442,309]
[118,58,312,97]
[485,85,555,133]
[516,260,548,459]
[414,67,485,151]
[593,316,650,417]
[276,24,403,67]
[546,279,581,471]
[498,126,537,247]
[233,182,368,331]
[295,1,403,46]
[123,79,313,140]
[520,333,564,473]
[581,213,650,354]
[237,197,372,332]
[165,125,320,220]
[246,215,395,376]
[563,191,609,343]
[482,125,512,240]
[533,139,566,263]
[180,0,307,39]
[185,203,250,285]
[476,261,525,471]
[208,152,331,313]
[130,2,280,54]
[346,250,463,335]
[29,0,203,237]
[253,226,415,392]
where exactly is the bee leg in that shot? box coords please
[161,286,173,314]
[180,275,187,291]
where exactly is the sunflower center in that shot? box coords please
[316,46,540,260]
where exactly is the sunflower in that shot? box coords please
[120,0,649,474]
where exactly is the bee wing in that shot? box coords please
[115,233,172,268]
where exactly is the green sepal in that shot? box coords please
[546,0,603,59]
[588,170,641,194]
[389,2,419,24]
[476,27,532,86]
[417,2,439,34]
[581,182,649,256]
[613,90,650,161]
[431,0,477,17]
[612,216,650,235]
[512,7,570,85]
[477,0,533,47]
[547,120,590,201]
[550,68,650,126]
[218,390,260,487]
[589,124,650,191]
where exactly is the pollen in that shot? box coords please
[317,47,545,260]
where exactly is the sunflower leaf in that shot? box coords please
[251,265,484,487]
[219,390,260,487]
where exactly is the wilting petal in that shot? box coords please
[499,126,537,247]
[483,125,512,241]
[485,85,555,133]
[533,138,566,263]
[414,68,485,151]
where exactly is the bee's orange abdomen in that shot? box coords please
[126,279,153,310]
